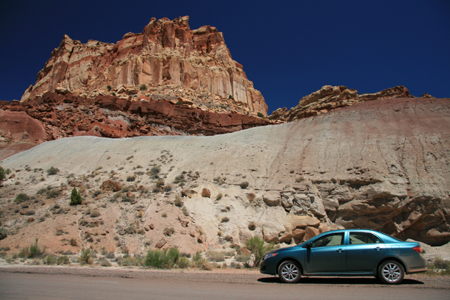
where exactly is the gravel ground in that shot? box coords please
[0,264,449,289]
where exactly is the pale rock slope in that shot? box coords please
[0,97,449,256]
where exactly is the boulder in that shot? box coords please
[263,191,281,206]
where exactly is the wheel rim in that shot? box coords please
[281,263,299,281]
[382,263,401,282]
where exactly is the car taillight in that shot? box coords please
[413,246,423,253]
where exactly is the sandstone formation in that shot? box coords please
[270,85,414,122]
[21,16,268,117]
[0,91,271,160]
[0,97,449,258]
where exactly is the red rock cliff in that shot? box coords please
[21,16,268,116]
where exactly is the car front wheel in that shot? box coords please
[378,260,404,284]
[278,260,301,283]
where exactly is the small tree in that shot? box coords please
[70,188,82,206]
[245,236,275,267]
[0,166,5,181]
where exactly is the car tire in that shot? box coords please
[378,260,404,284]
[278,260,301,283]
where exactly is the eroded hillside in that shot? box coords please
[0,97,449,258]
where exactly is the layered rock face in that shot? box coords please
[271,85,414,122]
[21,16,268,116]
[0,91,271,160]
[1,97,449,257]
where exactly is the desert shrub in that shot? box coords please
[174,195,183,207]
[207,251,225,262]
[15,193,30,203]
[236,253,251,262]
[240,181,249,189]
[90,209,100,218]
[99,258,112,267]
[221,217,230,223]
[149,166,160,178]
[144,248,180,269]
[70,238,78,246]
[20,238,43,258]
[107,85,112,91]
[245,236,275,267]
[36,188,47,195]
[427,257,450,275]
[257,112,264,118]
[46,189,61,199]
[139,84,147,91]
[56,255,69,265]
[163,227,175,236]
[70,188,82,206]
[79,248,93,265]
[156,179,164,188]
[216,193,223,200]
[173,174,185,184]
[44,255,57,265]
[0,166,4,181]
[0,228,7,240]
[163,185,172,192]
[178,257,190,268]
[126,175,136,182]
[46,167,60,176]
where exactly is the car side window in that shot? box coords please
[311,233,344,248]
[349,232,382,245]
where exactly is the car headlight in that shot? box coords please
[263,252,278,261]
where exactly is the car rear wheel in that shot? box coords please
[278,260,301,283]
[378,260,404,284]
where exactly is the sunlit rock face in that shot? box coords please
[21,16,268,117]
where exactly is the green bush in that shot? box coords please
[107,85,112,91]
[70,188,82,206]
[15,193,30,203]
[57,255,70,265]
[245,236,275,267]
[178,257,190,268]
[139,84,147,91]
[257,112,264,118]
[144,248,180,269]
[0,166,5,181]
[79,248,93,265]
[44,255,57,265]
[20,238,43,258]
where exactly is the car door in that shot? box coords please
[304,232,347,274]
[346,231,386,273]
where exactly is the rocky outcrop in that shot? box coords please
[270,85,414,122]
[0,91,271,160]
[0,107,48,160]
[21,16,268,117]
[1,97,449,256]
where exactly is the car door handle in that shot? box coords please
[374,247,383,251]
[336,248,345,253]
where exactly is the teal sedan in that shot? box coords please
[260,229,426,284]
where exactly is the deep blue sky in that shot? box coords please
[1,0,449,114]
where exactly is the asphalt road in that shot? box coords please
[0,270,449,300]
